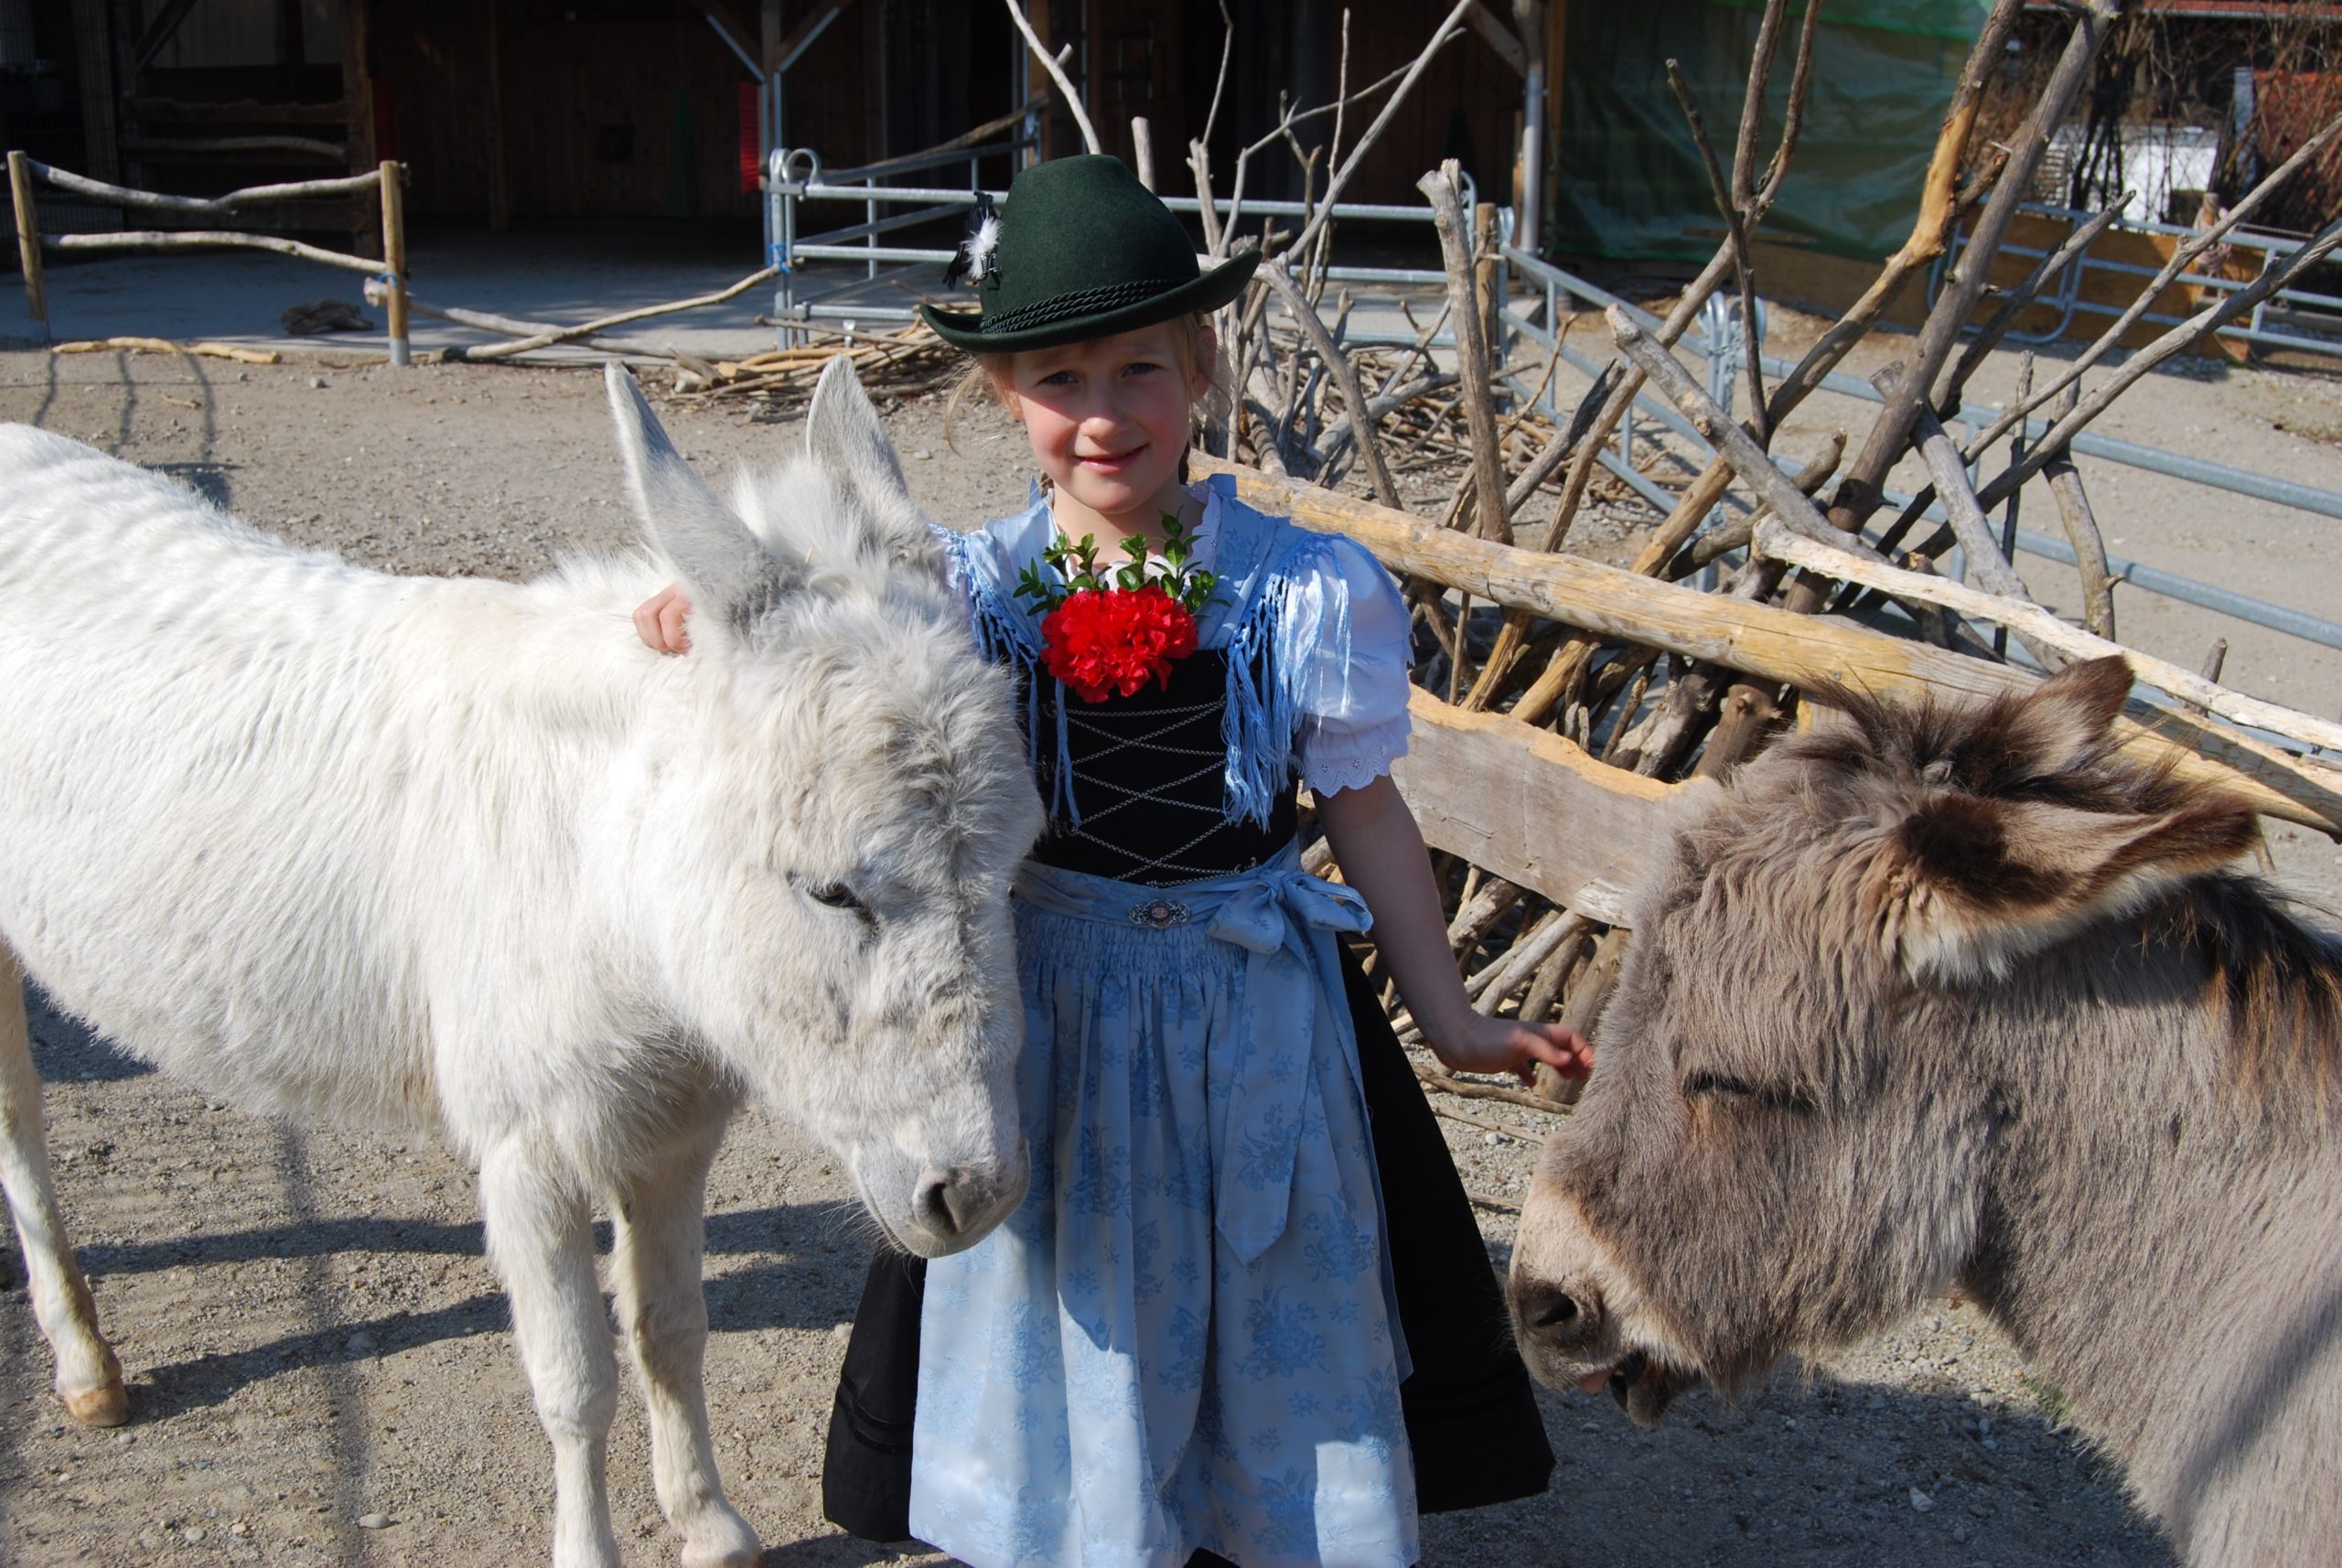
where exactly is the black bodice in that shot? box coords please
[1027,650,1297,886]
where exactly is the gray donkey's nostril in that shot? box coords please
[1516,1278,1601,1349]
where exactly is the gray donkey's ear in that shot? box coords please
[606,364,788,633]
[805,354,936,566]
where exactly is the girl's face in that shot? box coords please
[993,322,1209,541]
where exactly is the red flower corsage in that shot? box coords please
[1014,516,1217,703]
[1040,585,1198,701]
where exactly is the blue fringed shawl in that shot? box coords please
[940,474,1361,830]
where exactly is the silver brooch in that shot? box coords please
[1129,898,1191,930]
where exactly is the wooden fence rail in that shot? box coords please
[5,156,410,365]
[1197,456,2342,840]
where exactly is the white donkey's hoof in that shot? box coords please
[680,1507,760,1568]
[61,1378,130,1426]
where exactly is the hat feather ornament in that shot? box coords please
[943,193,999,289]
[964,211,1001,283]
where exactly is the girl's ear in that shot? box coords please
[1189,324,1220,396]
[984,360,1023,420]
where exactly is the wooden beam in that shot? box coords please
[778,0,861,71]
[343,0,375,241]
[1393,690,1673,923]
[70,0,121,185]
[1752,520,2342,757]
[486,0,510,231]
[705,0,762,59]
[1465,0,1529,74]
[131,0,209,78]
[1189,456,2342,836]
[276,0,306,70]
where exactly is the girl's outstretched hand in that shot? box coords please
[1428,1015,1594,1087]
[634,584,693,654]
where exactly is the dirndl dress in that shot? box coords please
[821,479,1554,1567]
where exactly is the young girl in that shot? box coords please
[638,154,1590,1568]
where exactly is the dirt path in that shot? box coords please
[7,339,2331,1565]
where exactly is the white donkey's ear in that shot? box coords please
[805,354,937,567]
[606,364,789,633]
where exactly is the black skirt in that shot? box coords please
[821,939,1556,1547]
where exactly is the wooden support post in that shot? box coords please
[70,0,122,186]
[1473,200,1502,380]
[486,0,511,233]
[344,0,377,252]
[379,160,408,366]
[8,151,48,333]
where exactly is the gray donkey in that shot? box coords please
[1510,656,2340,1568]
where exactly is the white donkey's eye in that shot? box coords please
[791,875,872,920]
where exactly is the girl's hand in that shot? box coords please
[633,584,693,654]
[1426,1014,1595,1087]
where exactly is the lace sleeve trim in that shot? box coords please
[1300,716,1412,797]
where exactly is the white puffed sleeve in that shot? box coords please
[1293,537,1413,796]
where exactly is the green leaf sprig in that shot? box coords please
[1013,513,1219,616]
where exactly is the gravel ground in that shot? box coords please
[3,335,2335,1566]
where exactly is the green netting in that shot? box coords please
[1551,0,1988,263]
[1699,0,1993,42]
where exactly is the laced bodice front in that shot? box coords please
[1027,650,1296,886]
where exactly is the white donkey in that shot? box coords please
[0,360,1042,1568]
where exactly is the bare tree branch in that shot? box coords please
[1003,0,1099,155]
[1259,260,1402,509]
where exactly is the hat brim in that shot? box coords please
[919,249,1261,354]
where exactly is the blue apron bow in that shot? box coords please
[1202,868,1371,1263]
[1009,848,1375,1266]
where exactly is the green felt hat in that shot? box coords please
[920,155,1259,353]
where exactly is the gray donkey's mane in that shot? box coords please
[1738,660,2342,1107]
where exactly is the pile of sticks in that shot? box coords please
[667,323,962,413]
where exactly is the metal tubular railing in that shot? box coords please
[762,152,1462,328]
[1503,243,2342,653]
[1933,200,2342,364]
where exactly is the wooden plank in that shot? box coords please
[70,0,122,185]
[1393,689,1675,925]
[1464,0,1528,74]
[132,0,209,78]
[1753,519,2342,756]
[1191,456,2342,836]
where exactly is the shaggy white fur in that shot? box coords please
[0,361,1043,1568]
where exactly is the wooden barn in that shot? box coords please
[2,1,1552,250]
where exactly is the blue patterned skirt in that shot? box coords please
[908,850,1419,1568]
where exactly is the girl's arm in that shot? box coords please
[1317,776,1593,1084]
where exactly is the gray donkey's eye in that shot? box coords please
[1684,1072,1814,1115]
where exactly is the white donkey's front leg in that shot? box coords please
[609,1102,759,1568]
[480,1141,620,1568]
[0,943,127,1425]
